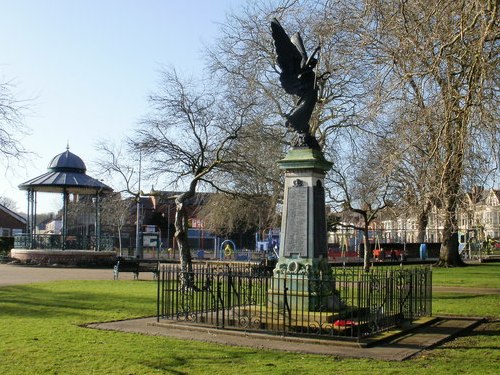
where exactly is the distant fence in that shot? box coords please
[157,263,432,341]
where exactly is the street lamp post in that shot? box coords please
[167,203,171,250]
[134,150,142,259]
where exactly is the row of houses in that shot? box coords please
[378,188,500,244]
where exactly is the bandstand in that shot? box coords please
[11,148,115,265]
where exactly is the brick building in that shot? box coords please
[0,203,26,237]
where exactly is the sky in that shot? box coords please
[0,0,245,213]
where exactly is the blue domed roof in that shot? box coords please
[48,150,86,173]
[19,148,112,194]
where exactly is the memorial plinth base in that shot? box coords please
[267,277,342,313]
[268,259,344,313]
[271,247,339,313]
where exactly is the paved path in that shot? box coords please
[433,286,500,294]
[0,264,156,286]
[87,316,483,361]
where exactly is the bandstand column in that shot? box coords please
[26,189,37,249]
[62,189,68,250]
[95,191,101,251]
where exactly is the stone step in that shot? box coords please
[361,316,485,358]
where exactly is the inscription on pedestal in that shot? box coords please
[284,186,308,257]
[313,184,327,258]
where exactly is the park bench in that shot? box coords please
[113,259,159,280]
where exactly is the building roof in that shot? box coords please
[466,187,500,206]
[0,203,27,227]
[18,149,113,195]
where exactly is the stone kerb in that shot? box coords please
[10,249,116,266]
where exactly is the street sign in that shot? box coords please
[143,233,159,247]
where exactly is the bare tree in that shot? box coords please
[207,1,499,270]
[380,105,442,243]
[204,1,375,254]
[135,69,252,279]
[0,196,18,211]
[95,140,144,257]
[327,137,397,271]
[95,141,140,198]
[0,79,29,168]
[199,121,284,238]
[348,0,499,266]
[100,193,134,256]
[200,192,280,239]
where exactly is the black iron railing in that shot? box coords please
[157,263,432,341]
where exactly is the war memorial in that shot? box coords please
[153,19,432,343]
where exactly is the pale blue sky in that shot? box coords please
[0,0,245,213]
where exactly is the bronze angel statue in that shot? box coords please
[271,18,327,150]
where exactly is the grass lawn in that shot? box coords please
[0,264,498,374]
[432,263,500,318]
[432,263,500,288]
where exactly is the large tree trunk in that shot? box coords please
[117,225,122,256]
[437,202,466,267]
[363,226,371,272]
[416,202,432,244]
[174,197,197,290]
[439,230,463,267]
[174,198,193,274]
[437,169,466,267]
[174,180,199,289]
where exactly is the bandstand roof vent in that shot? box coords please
[48,149,87,173]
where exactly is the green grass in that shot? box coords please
[431,263,500,319]
[0,265,499,374]
[432,292,499,318]
[432,263,500,288]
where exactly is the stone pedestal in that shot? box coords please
[270,147,336,312]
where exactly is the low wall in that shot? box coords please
[10,249,116,267]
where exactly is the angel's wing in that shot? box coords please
[290,33,308,68]
[271,18,305,95]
